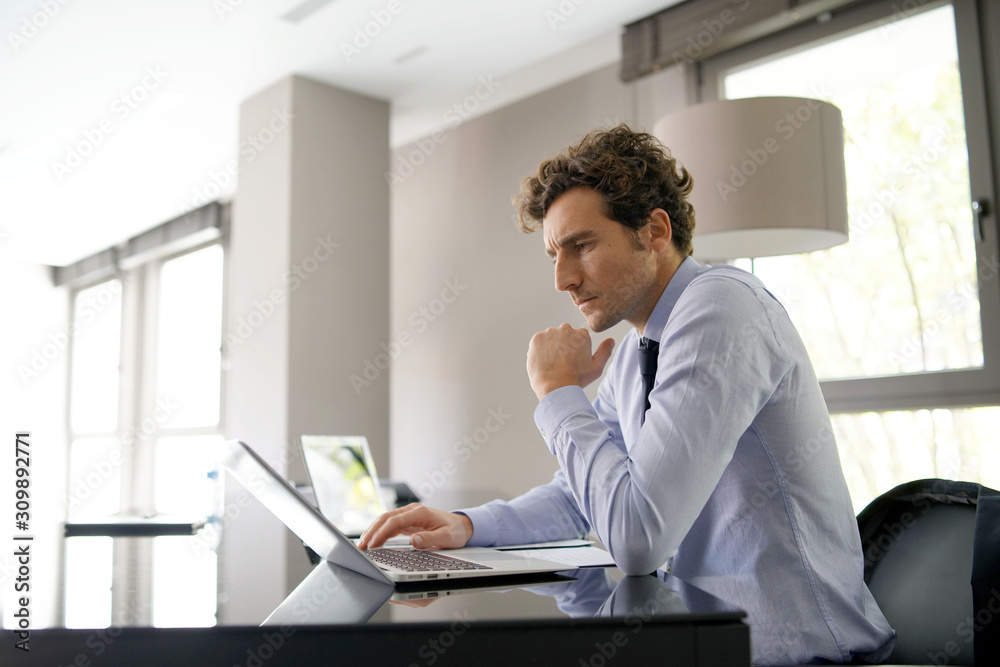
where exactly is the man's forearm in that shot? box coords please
[456,471,590,547]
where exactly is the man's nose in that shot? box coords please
[554,255,580,293]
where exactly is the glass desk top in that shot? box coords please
[265,559,745,628]
[1,532,750,666]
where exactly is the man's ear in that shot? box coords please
[645,209,673,252]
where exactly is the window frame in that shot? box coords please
[64,236,228,627]
[695,0,1000,413]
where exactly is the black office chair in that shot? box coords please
[856,479,1000,666]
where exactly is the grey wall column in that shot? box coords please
[221,75,389,622]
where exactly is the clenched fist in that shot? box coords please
[527,323,615,400]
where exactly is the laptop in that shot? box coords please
[299,435,386,538]
[220,440,573,584]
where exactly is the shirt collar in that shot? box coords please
[640,255,701,343]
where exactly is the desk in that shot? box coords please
[2,555,749,666]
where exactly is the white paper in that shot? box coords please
[516,546,615,567]
[495,539,593,550]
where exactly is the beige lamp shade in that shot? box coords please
[653,97,848,259]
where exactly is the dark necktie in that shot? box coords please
[638,337,659,424]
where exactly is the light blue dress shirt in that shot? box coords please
[460,257,896,665]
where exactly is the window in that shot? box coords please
[64,242,225,628]
[698,0,1000,509]
[835,406,1000,511]
[64,279,123,629]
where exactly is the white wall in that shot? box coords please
[0,262,68,628]
[388,63,689,510]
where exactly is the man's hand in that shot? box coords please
[358,503,474,550]
[527,323,615,400]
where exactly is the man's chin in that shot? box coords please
[585,312,619,333]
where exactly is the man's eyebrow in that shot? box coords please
[545,231,595,257]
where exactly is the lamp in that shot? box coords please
[653,97,849,259]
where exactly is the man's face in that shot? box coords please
[543,187,659,332]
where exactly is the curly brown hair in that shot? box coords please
[515,124,696,256]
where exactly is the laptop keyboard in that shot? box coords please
[366,548,493,572]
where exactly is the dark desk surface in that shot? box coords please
[3,555,749,666]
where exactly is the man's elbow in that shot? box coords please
[612,549,668,576]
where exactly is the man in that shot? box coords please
[360,124,895,664]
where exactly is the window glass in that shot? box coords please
[66,437,121,520]
[64,537,113,629]
[723,5,980,381]
[156,245,224,427]
[70,279,122,433]
[64,240,226,631]
[154,435,224,516]
[834,406,1000,512]
[152,536,217,628]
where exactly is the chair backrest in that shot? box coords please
[857,479,999,666]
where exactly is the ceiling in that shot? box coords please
[0,0,679,267]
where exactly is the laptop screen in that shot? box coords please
[300,435,386,537]
[221,440,389,582]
